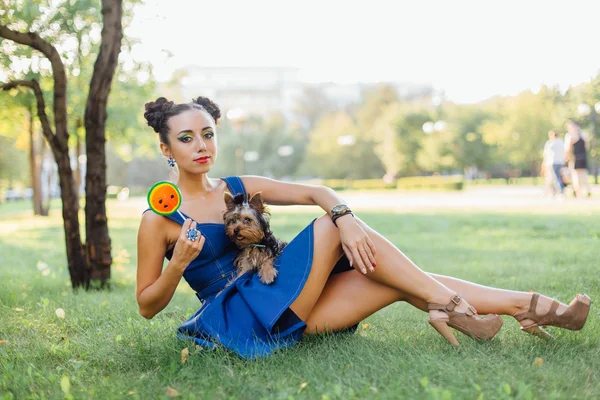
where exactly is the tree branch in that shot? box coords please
[0,25,69,149]
[1,80,59,150]
[85,0,123,123]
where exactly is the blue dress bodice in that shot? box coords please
[155,176,247,300]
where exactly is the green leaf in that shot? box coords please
[60,376,70,394]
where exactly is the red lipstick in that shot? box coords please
[194,156,210,164]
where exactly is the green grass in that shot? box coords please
[1,199,599,399]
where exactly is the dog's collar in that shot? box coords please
[242,244,266,249]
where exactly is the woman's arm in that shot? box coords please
[241,175,346,212]
[136,214,204,319]
[582,131,591,150]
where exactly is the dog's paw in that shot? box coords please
[259,266,278,284]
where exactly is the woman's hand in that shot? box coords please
[171,219,205,271]
[337,216,377,275]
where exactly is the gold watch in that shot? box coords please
[330,204,353,226]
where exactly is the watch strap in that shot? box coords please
[332,212,354,227]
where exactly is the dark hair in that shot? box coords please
[143,96,221,144]
[567,119,580,127]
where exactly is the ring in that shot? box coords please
[186,228,200,242]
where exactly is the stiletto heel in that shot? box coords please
[514,293,592,338]
[429,320,460,346]
[428,294,503,345]
[522,325,554,340]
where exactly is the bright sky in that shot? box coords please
[127,0,600,104]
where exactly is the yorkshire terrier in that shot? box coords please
[223,191,287,284]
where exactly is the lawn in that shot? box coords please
[1,197,599,399]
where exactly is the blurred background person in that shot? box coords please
[543,130,566,196]
[543,130,565,197]
[565,120,592,197]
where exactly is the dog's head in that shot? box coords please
[223,192,270,248]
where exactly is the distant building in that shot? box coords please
[180,66,301,120]
[179,66,432,120]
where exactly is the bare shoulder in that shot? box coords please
[139,209,167,230]
[138,210,170,248]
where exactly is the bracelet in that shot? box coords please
[332,212,354,227]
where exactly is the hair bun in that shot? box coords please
[193,96,221,122]
[144,97,174,133]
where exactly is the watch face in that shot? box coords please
[332,205,347,213]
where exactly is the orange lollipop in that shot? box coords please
[147,181,182,216]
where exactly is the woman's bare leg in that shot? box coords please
[351,217,465,306]
[576,169,591,196]
[572,169,583,197]
[290,215,465,324]
[288,216,343,321]
[299,216,583,335]
[429,274,584,329]
[304,269,576,334]
[351,217,579,328]
[305,269,405,334]
[428,274,530,315]
[291,215,485,326]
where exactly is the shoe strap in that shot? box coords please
[529,293,540,313]
[548,300,560,315]
[428,294,475,315]
[514,293,540,322]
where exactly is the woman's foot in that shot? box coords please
[513,293,591,338]
[428,294,503,346]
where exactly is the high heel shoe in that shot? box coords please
[428,294,503,346]
[513,293,591,339]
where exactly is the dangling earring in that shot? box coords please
[167,156,178,182]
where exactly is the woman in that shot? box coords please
[565,120,592,197]
[136,96,591,359]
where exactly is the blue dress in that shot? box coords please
[149,176,356,359]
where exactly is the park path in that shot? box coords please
[331,185,600,213]
[120,185,600,216]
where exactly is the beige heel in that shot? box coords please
[428,294,503,345]
[429,320,460,346]
[514,293,592,337]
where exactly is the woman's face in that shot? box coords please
[161,109,217,174]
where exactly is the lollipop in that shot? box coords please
[147,181,201,242]
[147,181,183,216]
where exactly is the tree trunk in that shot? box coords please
[28,103,44,215]
[40,140,51,216]
[55,149,89,288]
[84,0,123,284]
[73,123,82,202]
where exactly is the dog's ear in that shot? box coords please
[248,192,266,213]
[224,192,237,210]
